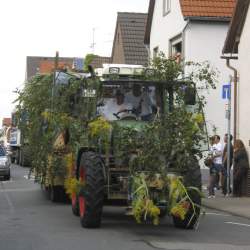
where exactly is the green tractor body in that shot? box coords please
[69,64,206,229]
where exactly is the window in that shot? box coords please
[169,34,182,62]
[163,0,171,16]
[153,47,159,59]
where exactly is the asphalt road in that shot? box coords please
[1,165,250,250]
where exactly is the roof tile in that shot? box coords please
[116,12,148,65]
[180,0,236,18]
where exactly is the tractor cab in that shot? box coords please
[96,64,196,123]
[97,64,178,122]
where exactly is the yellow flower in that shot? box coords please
[193,113,204,124]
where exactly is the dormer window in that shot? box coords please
[169,34,182,63]
[163,0,171,16]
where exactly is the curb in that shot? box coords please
[202,199,250,220]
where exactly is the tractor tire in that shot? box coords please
[172,156,201,229]
[78,152,104,228]
[172,188,201,229]
[50,186,63,203]
[71,193,79,216]
[4,173,10,181]
[159,207,168,218]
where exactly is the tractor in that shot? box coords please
[64,64,206,229]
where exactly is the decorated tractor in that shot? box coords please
[64,62,209,229]
[16,55,216,229]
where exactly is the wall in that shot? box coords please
[238,8,250,152]
[150,1,233,139]
[149,0,186,56]
[184,21,232,137]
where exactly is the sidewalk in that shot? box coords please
[202,189,250,219]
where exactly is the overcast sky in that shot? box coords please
[0,0,149,124]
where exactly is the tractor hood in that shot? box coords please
[111,120,148,132]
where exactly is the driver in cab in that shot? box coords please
[125,84,154,121]
[98,90,132,121]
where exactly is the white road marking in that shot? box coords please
[225,222,250,227]
[0,187,39,192]
[24,175,35,180]
[0,182,15,213]
[206,212,231,217]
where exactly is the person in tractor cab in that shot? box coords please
[98,90,133,121]
[125,84,154,121]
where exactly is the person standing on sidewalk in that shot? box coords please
[208,135,223,198]
[208,136,216,198]
[222,134,233,196]
[233,139,249,197]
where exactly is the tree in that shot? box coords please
[83,54,97,72]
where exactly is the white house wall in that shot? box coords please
[184,21,233,137]
[238,8,250,151]
[150,0,186,55]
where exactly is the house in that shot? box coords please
[1,118,12,146]
[2,118,11,127]
[222,0,250,197]
[111,12,148,66]
[90,56,111,69]
[144,0,236,136]
[223,0,250,150]
[26,56,84,80]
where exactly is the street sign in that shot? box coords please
[222,84,231,99]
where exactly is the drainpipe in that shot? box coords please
[223,56,238,144]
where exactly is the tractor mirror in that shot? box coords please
[184,87,196,105]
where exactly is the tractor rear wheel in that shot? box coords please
[78,152,104,228]
[50,186,64,203]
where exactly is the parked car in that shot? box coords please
[0,146,11,180]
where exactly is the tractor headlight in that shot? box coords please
[109,67,120,74]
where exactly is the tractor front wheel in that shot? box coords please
[172,189,201,229]
[78,152,105,228]
[71,192,79,216]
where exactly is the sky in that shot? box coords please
[0,0,149,124]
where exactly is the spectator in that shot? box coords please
[233,139,249,197]
[208,136,216,198]
[212,135,223,188]
[222,134,233,195]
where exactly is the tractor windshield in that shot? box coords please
[97,84,157,121]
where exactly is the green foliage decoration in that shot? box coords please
[123,53,218,225]
[14,72,101,180]
[83,54,97,72]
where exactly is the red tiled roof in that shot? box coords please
[180,0,236,18]
[39,61,73,74]
[2,118,11,127]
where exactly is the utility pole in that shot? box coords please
[90,28,96,54]
[51,51,59,113]
[226,79,232,196]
